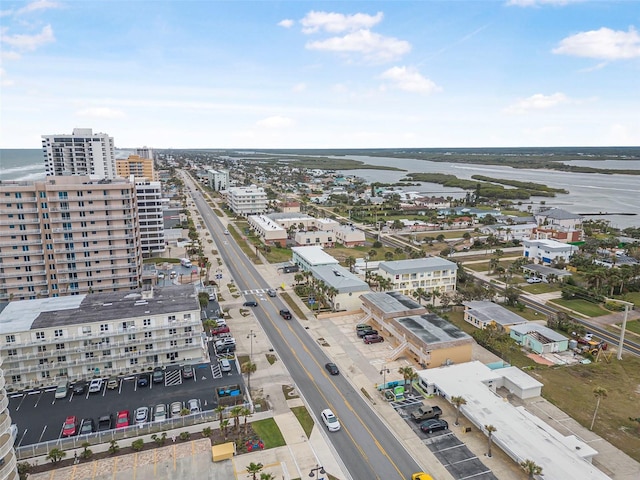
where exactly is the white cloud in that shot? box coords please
[278,19,294,28]
[504,92,569,114]
[256,116,294,128]
[553,27,640,60]
[306,29,411,63]
[17,0,61,15]
[292,82,307,92]
[1,24,55,52]
[75,107,126,119]
[301,11,383,34]
[379,66,440,94]
[506,0,582,6]
[0,68,14,87]
[1,49,21,60]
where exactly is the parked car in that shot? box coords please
[411,404,443,422]
[213,318,227,327]
[115,411,130,429]
[55,381,69,399]
[97,415,113,432]
[527,277,542,284]
[182,364,194,379]
[106,377,119,390]
[170,401,183,418]
[215,337,236,348]
[137,374,150,388]
[419,418,449,434]
[412,473,434,480]
[72,381,87,395]
[363,334,384,344]
[267,288,277,297]
[135,406,149,424]
[279,309,292,320]
[321,409,341,432]
[357,328,378,338]
[211,325,230,335]
[220,358,232,372]
[88,378,103,394]
[356,324,373,332]
[79,418,95,435]
[243,300,258,307]
[187,398,201,414]
[154,404,167,422]
[152,367,164,384]
[62,416,78,437]
[216,344,236,354]
[325,363,339,375]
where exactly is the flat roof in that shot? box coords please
[267,212,313,221]
[523,239,579,251]
[291,246,339,266]
[463,301,528,327]
[249,215,286,232]
[312,265,370,293]
[0,286,199,333]
[395,313,472,346]
[361,291,423,314]
[510,322,568,342]
[379,257,457,275]
[419,362,607,480]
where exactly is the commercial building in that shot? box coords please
[522,238,579,265]
[463,301,528,332]
[291,246,339,271]
[0,357,17,479]
[42,128,116,179]
[0,285,206,390]
[116,155,157,181]
[247,215,287,247]
[311,265,370,311]
[207,169,230,192]
[376,257,457,298]
[0,176,142,301]
[294,229,335,248]
[135,147,154,160]
[226,186,267,216]
[135,180,165,256]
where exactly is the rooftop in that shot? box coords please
[510,322,569,343]
[395,313,472,346]
[463,301,528,327]
[291,246,339,266]
[537,208,583,220]
[361,291,424,315]
[312,265,370,293]
[379,257,457,275]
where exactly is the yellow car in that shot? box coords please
[412,473,433,480]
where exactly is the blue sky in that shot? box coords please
[1,0,639,149]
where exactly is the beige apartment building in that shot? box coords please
[116,154,157,181]
[0,355,17,480]
[0,176,142,302]
[0,285,206,390]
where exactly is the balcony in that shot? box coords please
[0,249,43,258]
[0,218,39,225]
[0,239,42,247]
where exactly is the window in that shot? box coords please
[12,375,22,383]
[56,343,65,350]
[36,332,45,340]
[39,359,48,365]
[184,326,192,333]
[144,331,152,339]
[183,313,191,320]
[124,346,137,353]
[100,324,109,332]
[185,338,193,345]
[170,340,177,347]
[57,355,67,362]
[54,329,63,338]
[38,345,47,352]
[104,361,113,369]
[6,335,15,343]
[168,315,176,322]
[143,318,151,326]
[7,348,17,356]
[128,334,136,341]
[41,371,50,379]
[130,358,138,365]
[168,328,176,335]
[145,344,153,350]
[103,349,111,356]
[85,352,94,358]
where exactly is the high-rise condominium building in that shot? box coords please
[135,146,153,160]
[135,180,165,256]
[116,155,157,181]
[0,356,17,479]
[207,169,229,191]
[0,176,142,302]
[227,186,268,216]
[42,128,116,179]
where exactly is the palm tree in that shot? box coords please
[520,459,543,479]
[215,405,226,423]
[345,256,356,273]
[485,424,497,457]
[451,396,467,426]
[260,473,276,480]
[240,406,252,435]
[398,366,414,391]
[241,360,257,393]
[590,386,608,430]
[246,462,264,480]
[220,419,230,440]
[230,405,243,433]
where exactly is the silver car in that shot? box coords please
[135,406,149,424]
[187,398,201,414]
[154,403,167,422]
[170,401,183,418]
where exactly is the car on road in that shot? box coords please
[116,411,130,429]
[152,367,164,384]
[106,377,119,390]
[363,334,384,344]
[279,309,292,320]
[79,418,95,435]
[321,409,341,432]
[88,378,103,394]
[325,363,339,375]
[243,300,258,307]
[137,374,150,388]
[187,398,201,414]
[154,404,167,422]
[267,288,277,297]
[135,407,149,424]
[419,418,449,434]
[527,277,542,284]
[97,415,113,432]
[62,416,78,437]
[224,229,229,235]
[412,474,434,480]
[182,364,194,379]
[357,328,378,338]
[72,381,87,395]
[170,401,183,418]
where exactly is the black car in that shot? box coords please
[216,344,236,354]
[243,300,258,307]
[79,418,95,435]
[97,415,113,432]
[137,374,150,388]
[325,363,339,375]
[279,309,292,320]
[152,367,164,384]
[72,381,87,395]
[357,328,377,338]
[420,418,449,434]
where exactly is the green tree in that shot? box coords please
[230,405,243,433]
[451,396,467,426]
[46,448,66,464]
[590,386,608,431]
[260,473,276,480]
[246,462,264,480]
[80,441,93,459]
[17,461,32,480]
[108,439,120,455]
[202,427,213,438]
[220,419,230,440]
[485,424,497,457]
[398,366,417,394]
[520,459,543,479]
[151,432,167,446]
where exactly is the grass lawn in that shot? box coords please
[263,246,293,264]
[463,262,490,272]
[622,319,640,335]
[549,298,610,317]
[533,358,640,462]
[250,418,286,448]
[280,292,308,320]
[291,405,315,438]
[502,305,547,322]
[520,283,560,295]
[622,292,640,308]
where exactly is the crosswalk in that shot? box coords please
[241,288,270,296]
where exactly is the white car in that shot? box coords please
[215,337,236,348]
[170,401,183,418]
[224,229,230,235]
[321,408,341,432]
[187,398,201,414]
[154,403,167,422]
[88,378,103,394]
[526,277,542,284]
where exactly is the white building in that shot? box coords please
[135,180,165,256]
[42,128,116,179]
[291,246,339,271]
[377,257,458,297]
[522,238,578,265]
[247,215,287,246]
[0,357,17,479]
[0,285,206,390]
[312,265,370,311]
[535,208,583,231]
[227,186,267,216]
[463,301,529,331]
[480,223,537,241]
[208,169,230,192]
[135,147,154,160]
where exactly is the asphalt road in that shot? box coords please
[185,175,425,480]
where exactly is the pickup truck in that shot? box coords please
[410,404,442,422]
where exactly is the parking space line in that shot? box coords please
[33,392,44,407]
[38,425,48,443]
[17,429,27,447]
[458,470,493,480]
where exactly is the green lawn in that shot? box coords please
[520,283,560,294]
[621,292,640,308]
[291,405,315,438]
[622,319,640,335]
[463,262,490,272]
[502,305,547,322]
[250,418,286,448]
[549,298,610,317]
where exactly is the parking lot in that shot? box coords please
[9,356,242,447]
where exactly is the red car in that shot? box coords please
[62,415,78,437]
[211,325,230,335]
[363,334,384,344]
[116,410,130,429]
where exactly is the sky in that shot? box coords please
[1,0,639,149]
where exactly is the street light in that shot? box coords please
[309,465,325,478]
[380,365,390,392]
[246,330,256,393]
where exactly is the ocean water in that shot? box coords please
[0,149,46,181]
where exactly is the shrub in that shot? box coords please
[151,432,167,446]
[202,427,212,437]
[81,442,93,459]
[131,439,144,451]
[179,431,191,441]
[108,440,120,455]
[46,448,66,464]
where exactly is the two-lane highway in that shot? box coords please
[183,175,428,480]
